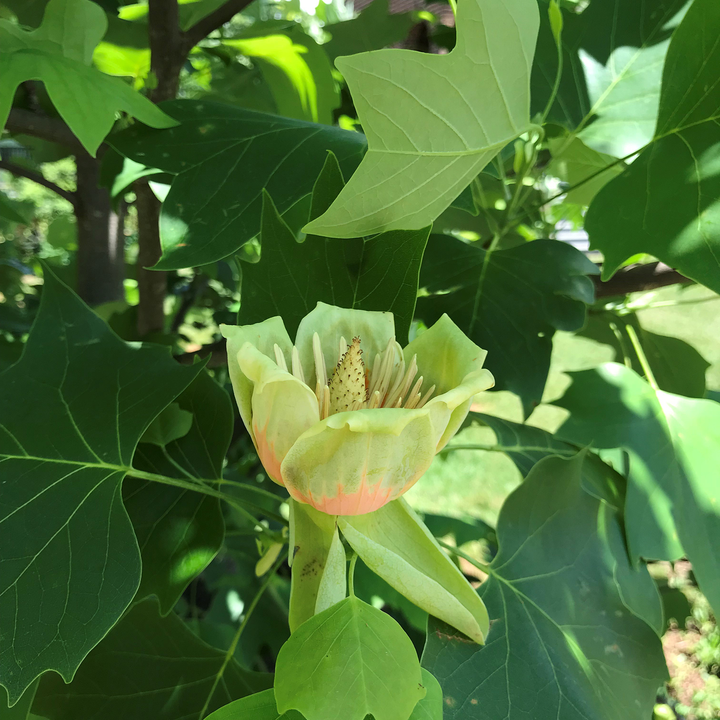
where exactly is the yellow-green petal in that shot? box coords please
[339,499,489,643]
[294,302,396,388]
[238,343,319,484]
[220,317,293,444]
[280,407,447,515]
[406,314,494,449]
[289,500,345,631]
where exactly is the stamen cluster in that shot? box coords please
[273,334,436,420]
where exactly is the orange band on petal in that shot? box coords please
[287,474,421,516]
[253,422,285,486]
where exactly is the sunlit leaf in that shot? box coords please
[275,596,425,720]
[0,268,202,703]
[422,453,667,720]
[304,0,540,238]
[0,0,175,156]
[586,0,720,293]
[109,100,367,270]
[554,362,720,613]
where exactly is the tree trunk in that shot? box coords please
[75,152,125,306]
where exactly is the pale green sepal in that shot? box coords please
[288,499,340,632]
[339,499,489,643]
[220,317,293,444]
[315,525,347,615]
[294,302,396,388]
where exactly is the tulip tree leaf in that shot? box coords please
[303,0,540,238]
[322,0,414,61]
[579,310,709,398]
[239,153,429,344]
[554,363,720,613]
[275,596,425,720]
[224,26,340,125]
[0,682,37,720]
[0,268,203,704]
[532,0,685,152]
[109,100,367,270]
[421,453,667,720]
[586,0,720,293]
[203,689,303,720]
[0,0,176,156]
[125,370,232,614]
[31,599,272,720]
[415,235,598,416]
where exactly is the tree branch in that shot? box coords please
[182,0,255,50]
[5,108,86,154]
[594,262,691,299]
[0,159,77,208]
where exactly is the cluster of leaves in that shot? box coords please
[1,0,720,718]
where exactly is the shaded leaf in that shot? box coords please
[304,0,539,238]
[415,236,598,415]
[240,153,429,343]
[0,192,27,224]
[412,669,443,720]
[139,402,193,446]
[586,0,720,292]
[554,363,720,612]
[421,454,667,720]
[0,0,175,156]
[109,100,367,270]
[32,599,272,720]
[579,310,709,398]
[322,0,413,61]
[0,268,202,703]
[126,371,232,613]
[275,596,425,720]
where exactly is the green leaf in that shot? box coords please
[109,100,367,270]
[586,0,720,292]
[126,370,232,613]
[240,154,429,343]
[0,0,176,156]
[0,268,202,703]
[31,599,272,719]
[415,236,598,415]
[532,0,686,150]
[45,215,77,251]
[0,192,27,224]
[411,670,442,720]
[0,682,37,720]
[547,136,624,206]
[203,689,303,720]
[224,26,340,125]
[304,0,540,238]
[275,596,425,720]
[579,310,709,398]
[554,363,720,613]
[139,402,193,446]
[421,453,667,720]
[322,0,413,61]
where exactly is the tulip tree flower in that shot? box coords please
[221,302,494,516]
[222,303,494,643]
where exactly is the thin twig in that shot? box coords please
[197,549,288,720]
[183,0,255,49]
[0,159,77,207]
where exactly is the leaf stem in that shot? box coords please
[437,539,492,575]
[625,324,659,391]
[197,549,288,720]
[540,20,564,123]
[441,443,576,456]
[161,446,199,482]
[348,552,358,597]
